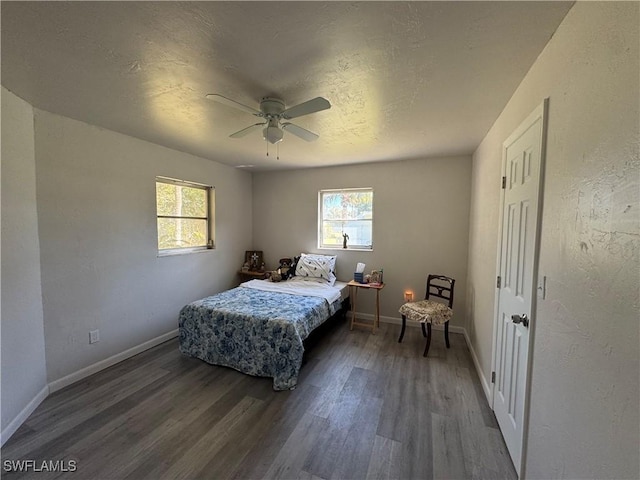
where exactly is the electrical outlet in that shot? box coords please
[89,329,100,344]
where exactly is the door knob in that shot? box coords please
[511,313,529,327]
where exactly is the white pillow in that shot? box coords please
[295,253,336,286]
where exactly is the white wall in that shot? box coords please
[467,3,639,479]
[1,88,48,440]
[252,156,471,323]
[33,109,253,384]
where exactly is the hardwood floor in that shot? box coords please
[2,320,516,480]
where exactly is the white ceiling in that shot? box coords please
[1,1,573,170]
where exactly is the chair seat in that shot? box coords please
[398,300,452,325]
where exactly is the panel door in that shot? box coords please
[493,103,546,476]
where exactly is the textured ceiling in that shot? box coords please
[1,1,573,170]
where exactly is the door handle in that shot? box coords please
[511,313,529,327]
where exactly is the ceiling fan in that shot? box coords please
[206,94,331,145]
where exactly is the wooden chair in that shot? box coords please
[398,275,455,357]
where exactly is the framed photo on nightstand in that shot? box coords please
[245,250,263,271]
[370,270,383,285]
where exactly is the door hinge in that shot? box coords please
[491,371,496,383]
[501,176,506,189]
[496,276,501,288]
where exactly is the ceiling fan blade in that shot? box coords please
[229,123,265,138]
[282,97,331,119]
[206,94,261,116]
[281,122,319,142]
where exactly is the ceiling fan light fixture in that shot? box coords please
[263,122,283,144]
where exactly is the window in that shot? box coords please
[156,176,214,253]
[319,188,373,250]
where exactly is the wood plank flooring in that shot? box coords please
[2,320,517,480]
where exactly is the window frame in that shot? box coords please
[156,176,215,256]
[318,187,374,251]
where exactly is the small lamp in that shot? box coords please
[404,291,414,302]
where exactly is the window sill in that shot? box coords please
[318,246,373,252]
[157,247,214,257]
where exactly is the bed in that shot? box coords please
[179,274,349,390]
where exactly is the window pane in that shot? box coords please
[322,220,372,247]
[322,191,372,221]
[320,188,373,249]
[157,218,207,249]
[322,220,344,246]
[156,183,207,217]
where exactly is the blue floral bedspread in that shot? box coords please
[178,287,341,390]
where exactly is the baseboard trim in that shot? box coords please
[48,329,179,394]
[463,329,493,404]
[1,384,49,447]
[349,312,466,335]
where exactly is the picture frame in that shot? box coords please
[245,250,264,271]
[370,270,383,285]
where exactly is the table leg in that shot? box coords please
[374,288,380,334]
[349,286,357,331]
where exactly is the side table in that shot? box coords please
[238,270,267,283]
[348,280,385,334]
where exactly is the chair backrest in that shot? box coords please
[425,274,455,308]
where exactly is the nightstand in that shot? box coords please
[238,270,267,283]
[348,280,385,334]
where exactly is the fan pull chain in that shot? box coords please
[277,142,279,160]
[266,141,269,157]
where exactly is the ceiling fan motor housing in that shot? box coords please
[260,97,285,116]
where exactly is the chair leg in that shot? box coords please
[444,321,450,348]
[398,315,407,343]
[423,323,432,357]
[421,322,427,338]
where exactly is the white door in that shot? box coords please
[493,100,547,476]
